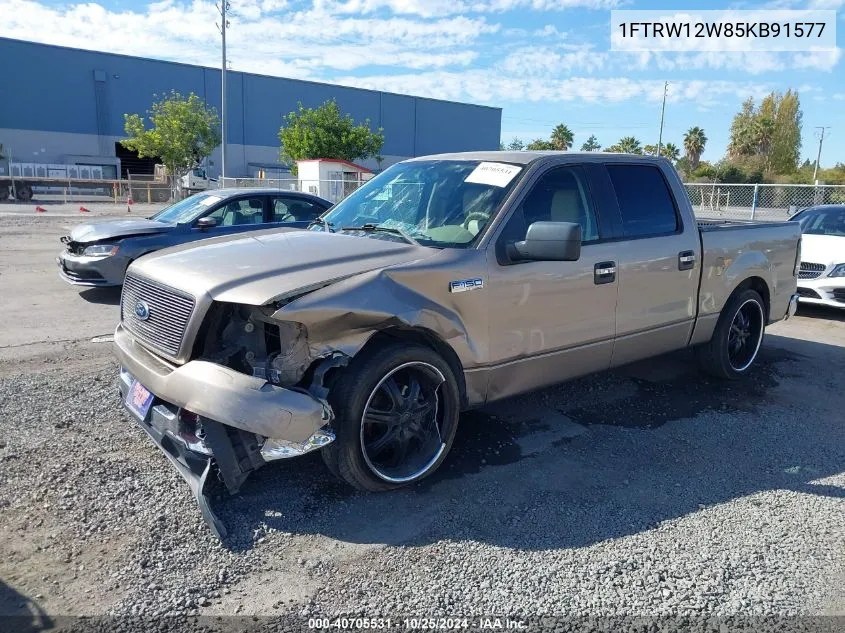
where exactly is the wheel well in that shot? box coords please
[362,328,469,409]
[736,276,771,321]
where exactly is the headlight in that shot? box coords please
[828,263,845,278]
[82,244,119,257]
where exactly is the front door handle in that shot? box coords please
[594,261,616,285]
[678,250,696,271]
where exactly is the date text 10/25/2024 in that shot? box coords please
[308,617,527,630]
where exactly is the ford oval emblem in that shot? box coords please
[134,300,150,321]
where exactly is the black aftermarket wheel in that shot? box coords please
[697,288,766,380]
[321,342,460,491]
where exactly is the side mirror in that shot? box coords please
[196,217,217,229]
[507,221,581,262]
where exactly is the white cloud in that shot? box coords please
[333,70,770,108]
[0,0,837,113]
[500,45,606,75]
[0,0,496,75]
[315,0,620,18]
[623,49,841,74]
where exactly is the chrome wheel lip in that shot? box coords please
[360,361,447,484]
[728,298,765,372]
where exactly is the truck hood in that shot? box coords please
[70,218,174,242]
[130,228,435,305]
[800,233,845,265]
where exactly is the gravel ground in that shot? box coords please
[1,327,843,631]
[0,214,843,632]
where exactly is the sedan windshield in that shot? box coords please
[315,160,523,248]
[150,192,225,224]
[795,206,845,237]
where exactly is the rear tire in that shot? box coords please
[15,183,33,202]
[321,342,461,491]
[696,288,766,380]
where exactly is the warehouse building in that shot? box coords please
[0,37,502,180]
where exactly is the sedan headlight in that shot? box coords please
[82,244,119,257]
[828,263,845,278]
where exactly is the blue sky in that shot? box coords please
[2,0,844,166]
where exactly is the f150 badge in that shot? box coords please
[449,278,484,293]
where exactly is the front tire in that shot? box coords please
[321,342,461,491]
[697,288,766,380]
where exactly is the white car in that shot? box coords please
[792,205,845,309]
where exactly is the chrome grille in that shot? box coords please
[798,262,826,280]
[121,274,195,357]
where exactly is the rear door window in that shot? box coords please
[271,196,325,223]
[606,165,679,237]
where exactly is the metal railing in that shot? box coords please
[684,183,845,221]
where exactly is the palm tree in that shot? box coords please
[617,136,643,154]
[550,124,574,151]
[580,135,600,152]
[643,144,658,156]
[526,138,555,151]
[662,143,680,162]
[683,127,707,170]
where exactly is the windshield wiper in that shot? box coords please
[340,223,419,245]
[308,218,335,232]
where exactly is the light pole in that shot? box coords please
[657,81,668,157]
[812,126,830,183]
[217,1,230,184]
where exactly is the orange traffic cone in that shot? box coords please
[35,206,47,213]
[79,206,90,213]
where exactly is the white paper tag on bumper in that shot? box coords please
[464,162,522,188]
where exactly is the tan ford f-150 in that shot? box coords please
[114,152,801,537]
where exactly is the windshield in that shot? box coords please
[315,160,523,248]
[150,192,225,224]
[795,206,845,237]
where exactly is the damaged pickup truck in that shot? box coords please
[114,151,801,537]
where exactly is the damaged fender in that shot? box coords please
[272,249,491,405]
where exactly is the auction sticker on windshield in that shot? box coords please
[465,162,522,188]
[200,195,223,206]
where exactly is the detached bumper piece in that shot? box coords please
[113,325,335,539]
[119,369,266,539]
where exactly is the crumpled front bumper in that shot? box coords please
[114,323,335,538]
[56,249,129,286]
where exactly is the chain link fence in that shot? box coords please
[8,173,845,220]
[684,183,845,221]
[220,177,365,204]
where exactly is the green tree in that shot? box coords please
[727,91,801,175]
[683,126,707,170]
[769,90,802,175]
[606,136,643,154]
[279,99,384,169]
[550,124,574,150]
[728,97,758,158]
[580,135,601,152]
[122,91,220,182]
[506,137,525,151]
[643,144,657,156]
[662,142,681,162]
[526,138,555,150]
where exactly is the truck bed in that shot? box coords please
[697,218,801,325]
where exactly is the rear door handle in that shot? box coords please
[594,261,616,285]
[678,250,696,271]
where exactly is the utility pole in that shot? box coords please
[656,81,668,157]
[812,126,830,183]
[217,1,230,184]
